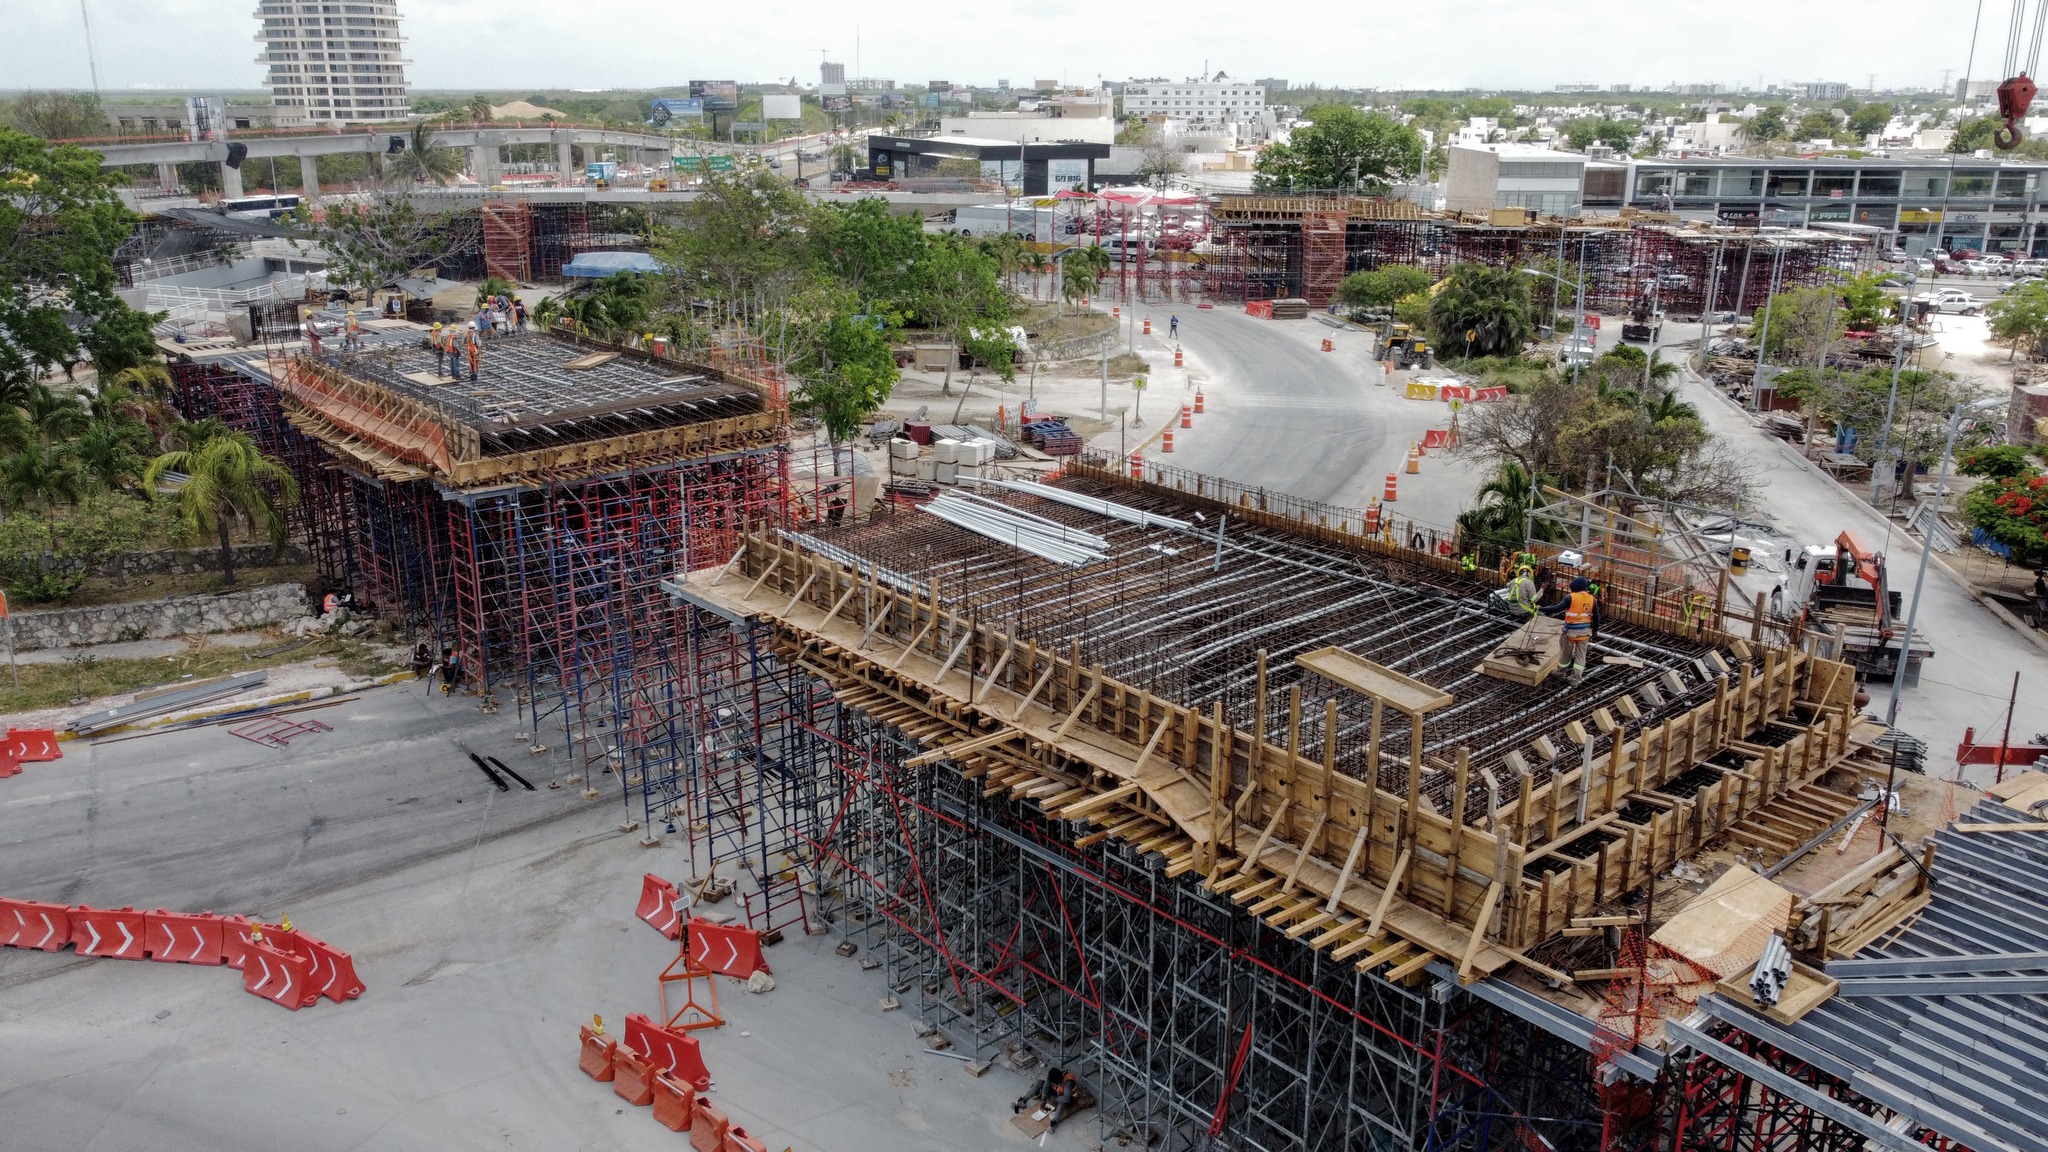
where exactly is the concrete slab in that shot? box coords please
[0,685,1096,1151]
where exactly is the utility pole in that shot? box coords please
[79,0,102,93]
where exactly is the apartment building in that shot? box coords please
[1121,78,1266,126]
[253,0,410,124]
[1444,144,1588,216]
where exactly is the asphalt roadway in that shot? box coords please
[0,683,1086,1152]
[1151,304,1487,531]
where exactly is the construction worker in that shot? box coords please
[430,322,446,375]
[343,309,361,353]
[465,322,483,381]
[304,315,323,356]
[1542,576,1599,686]
[1505,565,1540,616]
[1168,313,1179,338]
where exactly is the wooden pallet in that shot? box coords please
[1477,616,1562,686]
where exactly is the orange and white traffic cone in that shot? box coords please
[1130,451,1144,479]
[1194,390,1205,414]
[1174,346,1183,367]
[1180,405,1192,429]
[1162,430,1174,453]
[1384,473,1398,501]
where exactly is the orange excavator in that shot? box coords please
[1789,531,1931,683]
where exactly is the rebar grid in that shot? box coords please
[816,474,1722,815]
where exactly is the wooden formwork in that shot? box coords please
[674,510,1864,989]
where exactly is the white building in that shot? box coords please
[252,0,410,124]
[1443,144,1587,216]
[1121,77,1266,127]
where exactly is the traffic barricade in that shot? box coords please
[625,1012,712,1092]
[725,1127,769,1152]
[0,898,71,951]
[1404,382,1437,401]
[0,728,60,778]
[144,909,226,965]
[687,917,771,980]
[241,937,319,1009]
[579,1022,617,1082]
[636,873,682,940]
[1421,429,1450,450]
[612,1045,656,1107]
[1476,386,1509,402]
[651,1071,696,1132]
[71,905,147,959]
[277,930,365,1002]
[690,1099,732,1152]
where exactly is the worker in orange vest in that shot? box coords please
[464,322,482,381]
[343,309,361,353]
[1542,576,1600,686]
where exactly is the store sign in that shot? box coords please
[1717,207,1760,223]
[1808,204,1853,223]
[1898,208,1943,223]
[1854,206,1897,226]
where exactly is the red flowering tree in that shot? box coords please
[1963,472,2048,561]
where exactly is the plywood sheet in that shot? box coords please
[1652,866,1793,981]
[1477,616,1562,686]
[1296,647,1451,714]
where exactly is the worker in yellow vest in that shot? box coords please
[1542,576,1599,685]
[464,323,482,381]
[430,322,447,375]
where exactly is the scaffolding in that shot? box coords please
[481,201,533,283]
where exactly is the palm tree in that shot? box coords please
[383,122,463,187]
[1455,461,1550,565]
[1644,390,1699,425]
[1428,264,1535,357]
[2,449,80,538]
[465,94,495,124]
[22,384,88,460]
[143,430,299,586]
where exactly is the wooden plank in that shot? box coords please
[1327,826,1370,914]
[1297,646,1452,714]
[1367,849,1411,939]
[1954,821,2048,833]
[1458,882,1506,982]
[1055,781,1141,821]
[1009,660,1058,721]
[1385,950,1437,981]
[1051,679,1102,743]
[904,726,1018,768]
[1239,801,1291,876]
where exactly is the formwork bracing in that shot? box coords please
[652,452,1946,1152]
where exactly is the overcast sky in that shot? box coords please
[0,0,2000,95]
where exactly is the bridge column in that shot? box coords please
[471,130,501,187]
[556,135,575,182]
[1021,157,1051,197]
[299,153,321,204]
[221,161,244,199]
[156,162,179,192]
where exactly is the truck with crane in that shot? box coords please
[1784,531,1932,683]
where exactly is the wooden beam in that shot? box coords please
[1128,714,1173,780]
[930,626,975,685]
[1281,814,1327,893]
[1010,661,1058,721]
[1457,881,1505,982]
[904,726,1019,768]
[971,634,1014,704]
[1385,950,1437,982]
[1056,781,1141,821]
[856,602,892,651]
[1327,826,1370,914]
[889,615,936,671]
[708,542,746,587]
[1367,849,1411,939]
[781,569,818,616]
[1239,801,1291,876]
[743,554,781,599]
[1954,821,2048,834]
[1050,679,1102,744]
[816,580,859,629]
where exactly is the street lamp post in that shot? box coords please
[1881,395,2003,726]
[1873,269,1920,502]
[1523,258,1587,384]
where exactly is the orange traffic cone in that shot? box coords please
[1384,473,1398,501]
[1194,390,1205,414]
[1180,405,1192,429]
[1162,430,1174,453]
[1130,451,1144,479]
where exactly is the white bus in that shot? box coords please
[219,193,302,222]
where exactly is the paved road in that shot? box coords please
[0,686,1074,1152]
[1145,305,1485,530]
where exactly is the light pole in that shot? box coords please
[1872,268,1920,502]
[1881,395,2003,726]
[1523,260,1587,384]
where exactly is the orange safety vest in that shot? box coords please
[1564,590,1596,627]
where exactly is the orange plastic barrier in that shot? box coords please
[637,872,682,940]
[1384,473,1398,502]
[651,1071,696,1131]
[687,918,770,980]
[145,909,225,965]
[1321,338,1333,352]
[613,1046,657,1107]
[221,915,263,969]
[1421,429,1450,450]
[725,1127,769,1152]
[1244,300,1274,319]
[242,937,319,1009]
[0,898,71,951]
[284,930,366,1002]
[1174,347,1183,367]
[1161,430,1173,453]
[579,1024,617,1082]
[0,728,60,777]
[1142,317,1151,335]
[625,1012,713,1091]
[71,905,147,959]
[691,1100,732,1152]
[1194,390,1205,414]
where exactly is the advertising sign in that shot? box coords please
[689,81,739,111]
[1854,205,1897,226]
[1807,204,1852,223]
[650,98,704,123]
[762,94,802,121]
[823,94,852,112]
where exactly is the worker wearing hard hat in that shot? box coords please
[1505,565,1540,616]
[430,322,446,375]
[343,309,361,353]
[1542,576,1600,686]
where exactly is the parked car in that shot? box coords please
[2016,258,2048,275]
[1916,288,1985,314]
[1915,257,1937,274]
[1980,254,2012,274]
[2003,275,2044,293]
[1881,248,1912,264]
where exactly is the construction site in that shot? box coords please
[141,315,2048,1152]
[1194,196,1870,311]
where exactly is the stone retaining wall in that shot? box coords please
[26,543,310,578]
[6,583,309,651]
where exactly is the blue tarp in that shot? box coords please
[561,251,661,278]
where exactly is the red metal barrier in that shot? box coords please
[241,938,319,1009]
[651,1070,696,1131]
[612,1046,656,1107]
[637,872,682,940]
[579,1024,617,1082]
[70,906,147,959]
[144,909,226,965]
[687,917,770,980]
[0,898,71,951]
[625,1012,713,1091]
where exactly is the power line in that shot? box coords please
[78,0,102,94]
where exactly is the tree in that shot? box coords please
[1562,117,1636,151]
[1793,110,1839,141]
[1963,472,2048,562]
[655,169,810,317]
[1427,263,1534,357]
[311,194,475,301]
[1456,461,1544,564]
[1746,106,1787,141]
[1133,128,1185,186]
[1959,444,2041,479]
[810,198,926,311]
[6,92,106,140]
[55,490,160,587]
[465,94,495,124]
[1952,117,2000,153]
[0,129,137,402]
[143,430,299,587]
[1337,265,1431,314]
[1758,285,1845,366]
[907,235,1009,395]
[793,303,900,446]
[1847,103,1892,137]
[381,121,463,187]
[1253,104,1423,193]
[1987,280,2048,360]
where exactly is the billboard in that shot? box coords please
[823,94,852,112]
[762,94,802,121]
[649,98,704,125]
[689,81,739,111]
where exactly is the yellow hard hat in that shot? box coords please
[1516,565,1533,579]
[432,322,443,330]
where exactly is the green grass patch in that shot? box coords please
[0,634,405,714]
